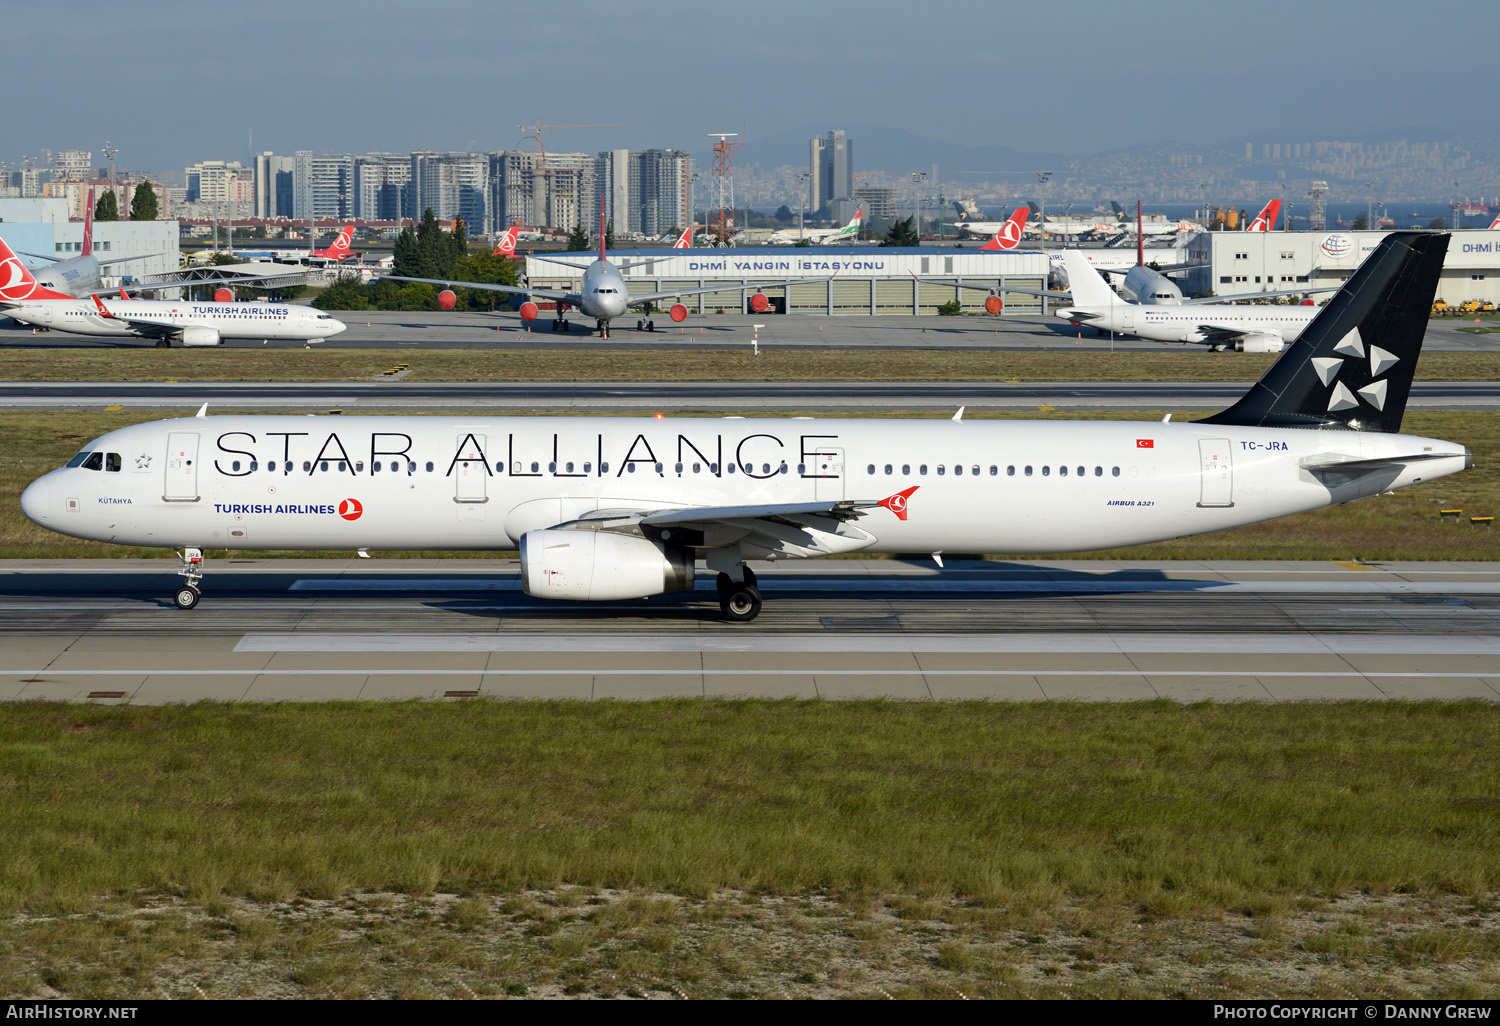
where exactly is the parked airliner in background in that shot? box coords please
[767,210,862,246]
[0,244,345,346]
[979,208,1030,250]
[20,234,1467,622]
[671,224,700,249]
[492,225,525,258]
[387,205,829,337]
[1245,199,1282,232]
[12,190,146,297]
[1058,250,1319,351]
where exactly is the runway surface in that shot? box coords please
[4,559,1497,704]
[4,311,1497,352]
[3,379,1499,411]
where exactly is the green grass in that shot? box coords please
[2,699,1499,911]
[0,347,1499,383]
[1,409,1495,561]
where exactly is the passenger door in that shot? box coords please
[164,432,199,501]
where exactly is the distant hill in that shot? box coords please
[700,124,1071,178]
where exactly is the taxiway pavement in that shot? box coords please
[4,559,1497,704]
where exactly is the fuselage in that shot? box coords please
[21,414,1468,555]
[575,260,630,322]
[33,253,104,297]
[1061,302,1319,346]
[5,300,346,342]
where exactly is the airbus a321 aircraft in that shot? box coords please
[388,206,829,337]
[21,233,1468,621]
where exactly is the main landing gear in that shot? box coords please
[550,318,570,332]
[635,319,656,332]
[173,547,204,609]
[716,566,761,622]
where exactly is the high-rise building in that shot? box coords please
[354,154,411,221]
[184,161,253,214]
[54,150,92,181]
[292,153,355,221]
[254,153,295,219]
[408,151,488,232]
[591,148,693,237]
[492,151,595,233]
[809,130,853,217]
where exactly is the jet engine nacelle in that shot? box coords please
[748,292,769,313]
[1231,335,1285,353]
[438,289,457,310]
[180,326,222,347]
[518,301,538,321]
[669,303,688,322]
[984,295,1003,315]
[213,288,234,303]
[520,529,694,601]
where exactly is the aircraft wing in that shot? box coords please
[1191,323,1266,344]
[626,277,832,306]
[639,498,888,528]
[524,254,674,273]
[1182,285,1338,305]
[912,276,1069,299]
[377,275,580,305]
[86,299,181,340]
[105,271,310,296]
[1096,261,1207,276]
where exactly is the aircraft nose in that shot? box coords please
[329,317,348,335]
[20,475,50,524]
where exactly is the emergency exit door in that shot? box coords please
[1197,438,1234,508]
[813,447,845,502]
[164,432,199,501]
[453,433,489,503]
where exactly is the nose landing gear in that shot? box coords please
[173,547,204,609]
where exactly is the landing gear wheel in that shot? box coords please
[720,584,762,622]
[646,320,655,332]
[637,319,644,331]
[173,584,201,610]
[155,339,171,348]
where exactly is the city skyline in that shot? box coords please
[6,0,1498,179]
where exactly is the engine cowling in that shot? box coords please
[438,289,457,310]
[180,326,222,347]
[749,292,769,313]
[1231,335,1285,353]
[520,529,693,601]
[518,301,538,321]
[984,295,1003,315]
[669,303,688,322]
[213,287,234,303]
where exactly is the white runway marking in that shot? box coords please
[232,632,1500,655]
[285,578,1500,595]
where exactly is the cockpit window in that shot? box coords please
[81,452,104,471]
[105,453,121,472]
[66,451,92,468]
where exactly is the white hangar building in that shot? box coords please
[523,247,1050,316]
[1184,229,1500,307]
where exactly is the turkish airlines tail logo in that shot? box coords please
[493,226,523,257]
[1488,214,1500,231]
[315,226,355,259]
[981,207,1030,251]
[1246,199,1281,232]
[0,236,71,302]
[672,224,697,249]
[878,486,919,521]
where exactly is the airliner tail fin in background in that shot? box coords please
[1246,199,1282,232]
[0,236,74,303]
[980,207,1029,250]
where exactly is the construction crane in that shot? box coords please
[517,119,622,168]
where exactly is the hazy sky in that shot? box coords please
[6,0,1496,178]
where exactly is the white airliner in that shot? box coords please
[20,234,1468,621]
[1059,250,1318,351]
[14,190,142,297]
[0,246,345,347]
[387,205,828,337]
[767,210,863,246]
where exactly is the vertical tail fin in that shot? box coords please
[1487,213,1500,230]
[0,235,74,301]
[82,188,94,256]
[981,207,1029,250]
[599,196,607,262]
[1246,199,1282,232]
[1060,250,1122,308]
[1198,233,1450,434]
[1136,200,1144,267]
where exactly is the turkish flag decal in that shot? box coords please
[1136,439,1154,448]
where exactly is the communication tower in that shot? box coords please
[707,133,741,242]
[1308,180,1328,232]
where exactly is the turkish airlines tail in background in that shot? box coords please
[492,226,523,257]
[313,226,355,260]
[82,188,94,256]
[672,225,697,249]
[1246,199,1282,232]
[980,208,1029,251]
[0,236,74,302]
[1487,214,1500,230]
